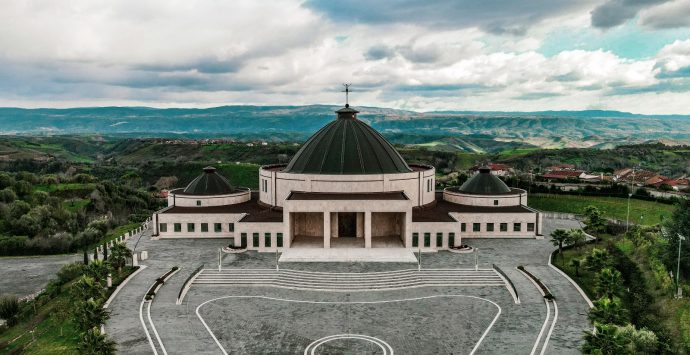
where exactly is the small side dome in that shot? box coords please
[457,166,511,195]
[183,166,235,195]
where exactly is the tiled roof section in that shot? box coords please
[161,193,283,222]
[412,196,535,222]
[287,191,408,200]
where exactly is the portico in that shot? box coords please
[283,191,411,249]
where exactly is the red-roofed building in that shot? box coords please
[542,170,585,180]
[469,163,513,176]
[545,164,577,172]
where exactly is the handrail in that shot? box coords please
[177,264,204,304]
[493,264,520,304]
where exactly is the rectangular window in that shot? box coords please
[461,223,466,232]
[174,223,181,232]
[486,223,494,232]
[412,233,419,247]
[514,223,522,232]
[214,223,222,232]
[423,233,431,247]
[196,200,201,206]
[493,199,498,206]
[201,223,208,232]
[527,223,535,232]
[187,223,195,232]
[265,233,271,247]
[159,223,167,233]
[252,233,260,247]
[473,223,481,232]
[229,223,235,232]
[277,233,283,247]
[240,233,247,248]
[500,223,508,232]
[448,232,455,247]
[436,232,443,247]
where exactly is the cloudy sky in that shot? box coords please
[1,0,690,113]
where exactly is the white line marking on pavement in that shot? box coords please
[139,299,158,355]
[304,334,393,355]
[195,294,501,355]
[541,300,558,355]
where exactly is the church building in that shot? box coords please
[151,102,543,253]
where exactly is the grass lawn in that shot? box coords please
[34,183,97,193]
[102,222,141,244]
[528,193,675,225]
[62,199,90,212]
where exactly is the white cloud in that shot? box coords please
[0,0,688,114]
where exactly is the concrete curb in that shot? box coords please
[548,252,594,308]
[104,265,148,309]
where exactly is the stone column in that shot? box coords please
[323,211,331,248]
[364,211,372,248]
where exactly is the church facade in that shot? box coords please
[151,104,543,251]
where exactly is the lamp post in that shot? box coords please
[474,248,479,271]
[218,248,222,272]
[418,244,422,271]
[677,234,686,299]
[626,167,637,234]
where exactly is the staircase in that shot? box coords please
[192,268,504,292]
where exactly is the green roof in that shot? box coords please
[182,166,235,195]
[283,106,411,174]
[456,167,512,195]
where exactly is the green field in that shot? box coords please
[62,199,90,212]
[527,193,675,225]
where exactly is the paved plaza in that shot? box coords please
[0,253,80,298]
[103,217,590,354]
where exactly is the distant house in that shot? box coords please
[469,163,513,176]
[542,170,584,180]
[580,172,605,183]
[545,164,577,172]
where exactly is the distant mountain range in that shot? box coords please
[1,105,689,151]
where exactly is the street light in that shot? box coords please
[474,248,479,271]
[677,234,686,299]
[626,167,638,234]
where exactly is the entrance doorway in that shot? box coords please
[338,212,357,237]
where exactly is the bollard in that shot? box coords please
[107,273,112,288]
[140,250,148,260]
[132,253,139,266]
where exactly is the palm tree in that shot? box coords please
[550,229,570,260]
[589,297,628,325]
[569,258,582,277]
[596,267,624,301]
[85,260,111,285]
[567,229,587,248]
[584,248,609,273]
[72,298,110,333]
[72,275,106,302]
[582,323,626,354]
[108,243,132,274]
[77,326,116,355]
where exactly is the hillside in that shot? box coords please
[2,106,690,150]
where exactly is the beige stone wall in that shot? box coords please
[168,188,251,207]
[408,221,463,249]
[371,212,403,237]
[154,213,244,238]
[234,221,284,251]
[292,212,324,237]
[259,166,436,208]
[450,211,541,238]
[442,188,527,207]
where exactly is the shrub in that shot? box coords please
[0,294,20,326]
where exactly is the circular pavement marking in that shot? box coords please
[304,334,393,355]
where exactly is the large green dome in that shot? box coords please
[283,106,412,175]
[182,166,235,195]
[457,167,512,194]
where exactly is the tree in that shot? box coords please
[72,298,109,333]
[0,188,16,203]
[567,229,587,249]
[596,267,624,301]
[72,276,106,302]
[0,294,20,326]
[589,297,628,325]
[569,258,582,277]
[77,327,116,355]
[85,260,111,285]
[550,229,569,259]
[617,324,658,354]
[584,205,606,235]
[663,198,690,279]
[582,323,626,354]
[108,243,132,274]
[585,248,610,273]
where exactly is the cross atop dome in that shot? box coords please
[336,83,359,119]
